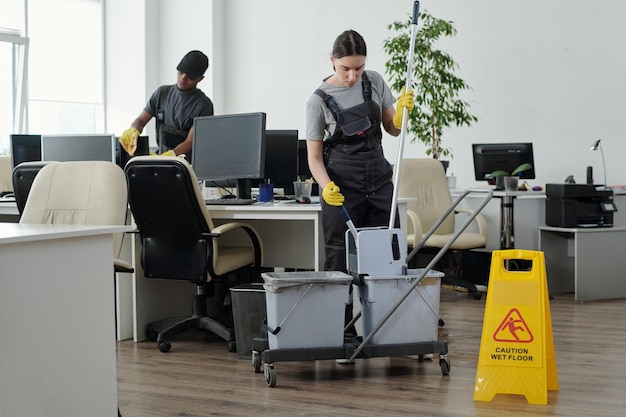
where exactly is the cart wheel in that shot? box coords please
[227,341,237,352]
[157,341,171,353]
[252,351,262,373]
[471,292,482,300]
[264,363,276,387]
[439,356,450,376]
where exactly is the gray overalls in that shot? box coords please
[315,72,397,273]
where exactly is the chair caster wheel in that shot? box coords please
[158,341,171,353]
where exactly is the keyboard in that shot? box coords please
[205,197,256,205]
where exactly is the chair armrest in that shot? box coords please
[114,258,134,274]
[210,221,264,267]
[406,208,424,238]
[455,209,487,239]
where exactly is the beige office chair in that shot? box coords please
[20,160,133,273]
[0,155,13,196]
[124,156,263,353]
[19,160,130,417]
[397,158,488,297]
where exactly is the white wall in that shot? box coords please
[105,0,626,189]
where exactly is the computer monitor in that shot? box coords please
[10,134,42,168]
[251,129,298,196]
[472,142,535,181]
[297,139,311,179]
[192,112,266,199]
[41,134,117,163]
[116,136,150,169]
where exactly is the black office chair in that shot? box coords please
[124,156,263,353]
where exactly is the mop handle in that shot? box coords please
[339,205,359,243]
[389,0,420,229]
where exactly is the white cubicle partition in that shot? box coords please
[0,223,129,417]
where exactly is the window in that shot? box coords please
[0,0,104,154]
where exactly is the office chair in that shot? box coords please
[13,160,133,275]
[0,155,13,197]
[397,158,488,299]
[19,160,132,269]
[12,161,56,216]
[124,156,263,353]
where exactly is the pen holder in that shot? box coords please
[293,181,312,200]
[259,183,274,202]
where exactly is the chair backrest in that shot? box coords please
[20,161,129,258]
[397,158,455,234]
[12,161,57,215]
[0,155,13,193]
[124,156,215,283]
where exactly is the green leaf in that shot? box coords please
[511,163,532,176]
[485,170,510,179]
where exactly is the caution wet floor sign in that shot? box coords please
[474,250,558,405]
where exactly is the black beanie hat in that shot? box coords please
[177,50,209,80]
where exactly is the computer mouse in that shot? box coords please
[296,196,311,204]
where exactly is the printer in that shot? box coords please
[545,183,617,228]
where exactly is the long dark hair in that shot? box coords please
[332,30,367,58]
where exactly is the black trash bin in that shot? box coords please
[230,283,267,359]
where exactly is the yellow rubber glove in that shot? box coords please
[322,181,345,206]
[392,86,415,129]
[119,127,140,156]
[160,150,176,157]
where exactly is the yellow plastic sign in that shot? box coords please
[474,250,558,405]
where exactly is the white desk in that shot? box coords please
[127,201,323,342]
[0,223,130,417]
[539,225,626,301]
[452,189,546,251]
[211,201,325,270]
[125,199,410,342]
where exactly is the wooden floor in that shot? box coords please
[116,289,626,417]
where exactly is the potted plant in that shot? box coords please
[486,163,533,190]
[485,163,533,181]
[383,9,478,162]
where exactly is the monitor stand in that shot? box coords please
[237,179,252,200]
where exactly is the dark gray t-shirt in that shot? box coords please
[305,70,395,141]
[145,84,214,138]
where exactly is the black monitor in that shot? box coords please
[297,140,311,179]
[192,112,266,199]
[251,129,298,196]
[116,136,150,168]
[41,134,117,163]
[10,134,42,168]
[472,142,535,181]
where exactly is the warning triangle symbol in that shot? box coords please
[493,308,534,343]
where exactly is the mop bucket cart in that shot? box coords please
[251,188,492,387]
[252,268,447,388]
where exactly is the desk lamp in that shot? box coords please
[590,139,607,189]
